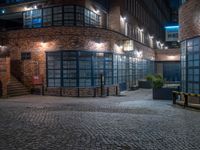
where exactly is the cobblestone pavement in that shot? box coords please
[0,89,200,150]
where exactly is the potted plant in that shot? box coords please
[148,74,178,100]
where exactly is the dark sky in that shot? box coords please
[169,0,181,9]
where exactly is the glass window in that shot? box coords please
[43,8,52,27]
[21,52,31,60]
[53,6,63,26]
[79,52,92,87]
[23,5,100,28]
[47,52,61,87]
[84,9,90,26]
[63,52,77,87]
[64,6,75,26]
[24,11,32,28]
[76,6,84,26]
[32,9,42,28]
[105,53,113,85]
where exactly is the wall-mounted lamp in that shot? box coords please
[134,50,143,58]
[1,10,5,14]
[94,9,100,14]
[121,16,126,22]
[24,5,38,11]
[149,35,154,39]
[139,28,144,32]
[156,41,160,44]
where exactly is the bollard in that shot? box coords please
[172,92,176,104]
[184,94,188,108]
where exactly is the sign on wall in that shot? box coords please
[165,26,179,42]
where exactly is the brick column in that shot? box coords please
[0,57,10,97]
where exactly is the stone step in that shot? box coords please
[8,84,27,88]
[8,76,31,97]
[8,92,30,97]
[8,88,29,93]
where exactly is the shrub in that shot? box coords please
[146,74,164,88]
[152,78,164,88]
[146,74,154,82]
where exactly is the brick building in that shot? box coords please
[179,0,200,94]
[0,0,179,97]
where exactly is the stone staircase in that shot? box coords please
[8,76,30,97]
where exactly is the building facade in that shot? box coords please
[179,0,200,94]
[0,0,172,97]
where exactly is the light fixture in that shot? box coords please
[1,10,5,14]
[34,5,37,9]
[139,28,144,32]
[165,26,179,29]
[149,35,154,39]
[156,40,160,44]
[24,5,38,11]
[121,16,126,21]
[40,42,47,47]
[134,50,143,58]
[95,9,100,14]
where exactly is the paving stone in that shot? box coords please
[0,89,200,150]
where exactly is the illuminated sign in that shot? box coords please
[165,26,179,42]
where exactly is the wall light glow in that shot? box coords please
[120,16,126,22]
[139,28,144,32]
[24,5,38,11]
[134,50,143,58]
[94,9,100,14]
[40,42,48,48]
[149,35,154,39]
[167,55,177,60]
[114,44,123,53]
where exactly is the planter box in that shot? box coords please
[138,81,152,89]
[153,87,178,100]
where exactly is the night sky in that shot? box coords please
[169,0,181,9]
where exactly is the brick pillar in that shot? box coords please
[0,57,10,97]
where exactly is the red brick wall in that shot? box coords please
[0,57,10,97]
[5,27,129,88]
[179,0,200,41]
[44,86,119,97]
[4,26,155,98]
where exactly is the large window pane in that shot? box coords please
[53,7,63,26]
[43,8,52,27]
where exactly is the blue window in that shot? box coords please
[181,37,200,93]
[23,5,100,28]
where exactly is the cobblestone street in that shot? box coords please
[0,89,200,150]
